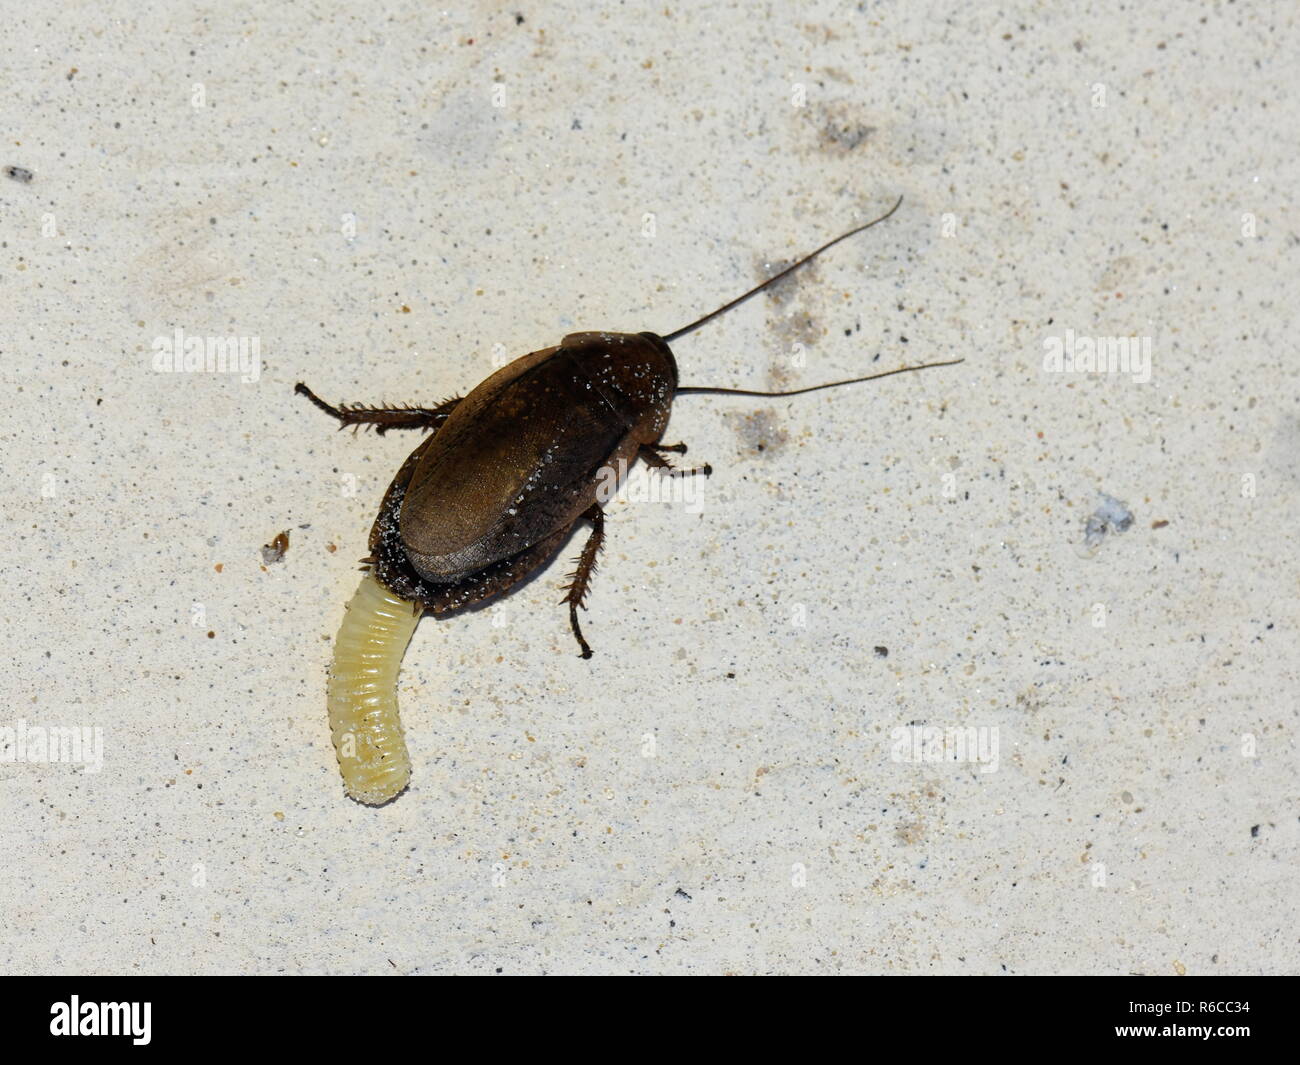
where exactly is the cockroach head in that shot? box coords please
[636,331,678,387]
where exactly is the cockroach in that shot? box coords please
[297,196,962,805]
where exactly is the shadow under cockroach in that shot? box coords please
[295,196,963,806]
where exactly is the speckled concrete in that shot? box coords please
[2,2,1296,975]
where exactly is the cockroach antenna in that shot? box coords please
[666,196,963,395]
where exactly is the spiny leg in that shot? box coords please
[295,382,461,435]
[638,442,713,478]
[561,504,606,660]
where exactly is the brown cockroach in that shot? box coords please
[297,196,962,804]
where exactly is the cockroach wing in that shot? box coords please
[397,335,644,581]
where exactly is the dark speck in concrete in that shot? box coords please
[724,408,788,459]
[1083,492,1134,549]
[814,103,877,152]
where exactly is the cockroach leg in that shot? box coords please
[295,382,462,435]
[638,442,713,478]
[561,504,606,659]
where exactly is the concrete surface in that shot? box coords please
[1,0,1296,974]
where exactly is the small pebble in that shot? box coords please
[261,530,290,564]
